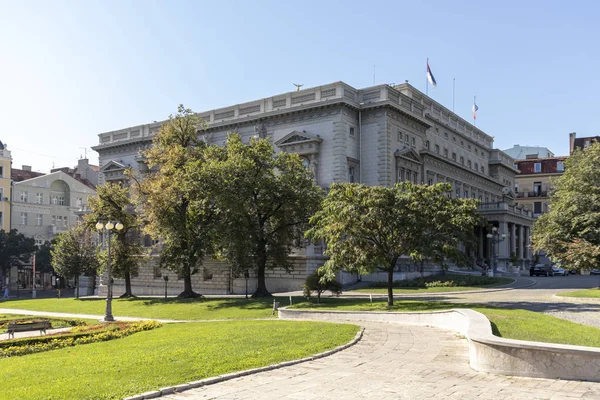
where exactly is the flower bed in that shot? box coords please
[0,320,161,358]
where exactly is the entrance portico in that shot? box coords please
[477,202,534,271]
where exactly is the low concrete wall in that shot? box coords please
[279,307,600,382]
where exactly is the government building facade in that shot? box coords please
[93,81,533,295]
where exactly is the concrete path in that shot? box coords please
[162,322,600,400]
[0,327,72,341]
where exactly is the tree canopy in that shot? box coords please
[134,105,214,298]
[51,225,99,298]
[306,182,480,305]
[84,182,145,297]
[532,142,600,272]
[206,134,323,297]
[0,229,35,276]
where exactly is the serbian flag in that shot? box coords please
[427,59,437,88]
[472,102,479,119]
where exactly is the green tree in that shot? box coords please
[533,142,600,275]
[134,105,213,298]
[307,182,480,306]
[51,225,100,298]
[0,229,35,278]
[35,241,54,274]
[84,182,145,298]
[208,134,323,297]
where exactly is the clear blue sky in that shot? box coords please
[1,0,598,172]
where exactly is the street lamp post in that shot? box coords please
[486,226,507,275]
[96,221,124,322]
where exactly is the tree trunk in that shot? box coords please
[75,275,79,299]
[387,267,394,307]
[252,264,272,297]
[178,265,201,298]
[119,271,135,298]
[252,240,272,297]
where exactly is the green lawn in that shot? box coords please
[557,288,600,298]
[0,297,285,320]
[350,275,514,294]
[1,320,358,400]
[289,298,600,348]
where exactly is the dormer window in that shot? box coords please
[534,162,542,172]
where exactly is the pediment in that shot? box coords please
[100,160,127,172]
[275,131,323,147]
[394,147,422,164]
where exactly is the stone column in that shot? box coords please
[510,223,516,257]
[518,225,524,259]
[499,221,509,262]
[478,228,484,261]
[524,226,531,260]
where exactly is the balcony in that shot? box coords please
[515,191,548,198]
[478,201,533,218]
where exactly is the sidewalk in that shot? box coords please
[0,327,72,341]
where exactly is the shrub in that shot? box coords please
[303,272,343,303]
[368,274,507,289]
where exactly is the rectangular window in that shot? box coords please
[557,161,564,172]
[405,170,411,182]
[37,214,42,226]
[467,160,472,168]
[52,196,57,205]
[460,156,464,165]
[21,212,27,225]
[474,163,478,171]
[443,148,448,157]
[404,134,409,145]
[348,167,355,183]
[464,190,469,198]
[349,127,355,137]
[534,162,542,172]
[513,163,518,169]
[514,184,519,193]
[452,152,456,161]
[0,188,3,200]
[58,196,65,206]
[413,173,417,184]
[425,140,430,149]
[468,145,471,151]
[485,197,489,203]
[63,216,68,227]
[444,132,448,139]
[411,137,416,147]
[427,179,433,185]
[52,215,56,225]
[37,193,43,204]
[460,140,464,147]
[153,265,162,279]
[435,144,440,154]
[398,168,404,182]
[57,216,62,226]
[534,201,542,214]
[453,136,456,142]
[0,166,3,177]
[481,166,485,174]
[20,191,28,203]
[534,182,542,194]
[455,187,460,198]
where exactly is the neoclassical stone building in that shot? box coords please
[92,81,533,295]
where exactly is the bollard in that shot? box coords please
[272,300,281,315]
[370,294,372,305]
[289,296,293,306]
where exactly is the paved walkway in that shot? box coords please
[163,322,600,400]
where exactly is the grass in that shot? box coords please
[557,288,600,298]
[0,297,284,320]
[0,320,358,400]
[350,274,514,294]
[289,298,600,348]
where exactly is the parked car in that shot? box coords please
[530,264,554,277]
[591,269,600,275]
[552,266,568,276]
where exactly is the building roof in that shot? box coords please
[514,156,568,163]
[502,145,555,160]
[11,168,45,182]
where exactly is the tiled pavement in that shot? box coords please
[163,322,600,400]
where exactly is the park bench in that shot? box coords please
[7,320,52,339]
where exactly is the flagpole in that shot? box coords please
[473,95,476,127]
[452,78,455,112]
[425,58,429,96]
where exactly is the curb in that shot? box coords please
[123,325,365,400]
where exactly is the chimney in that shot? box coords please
[22,165,31,171]
[569,132,576,155]
[77,158,89,180]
